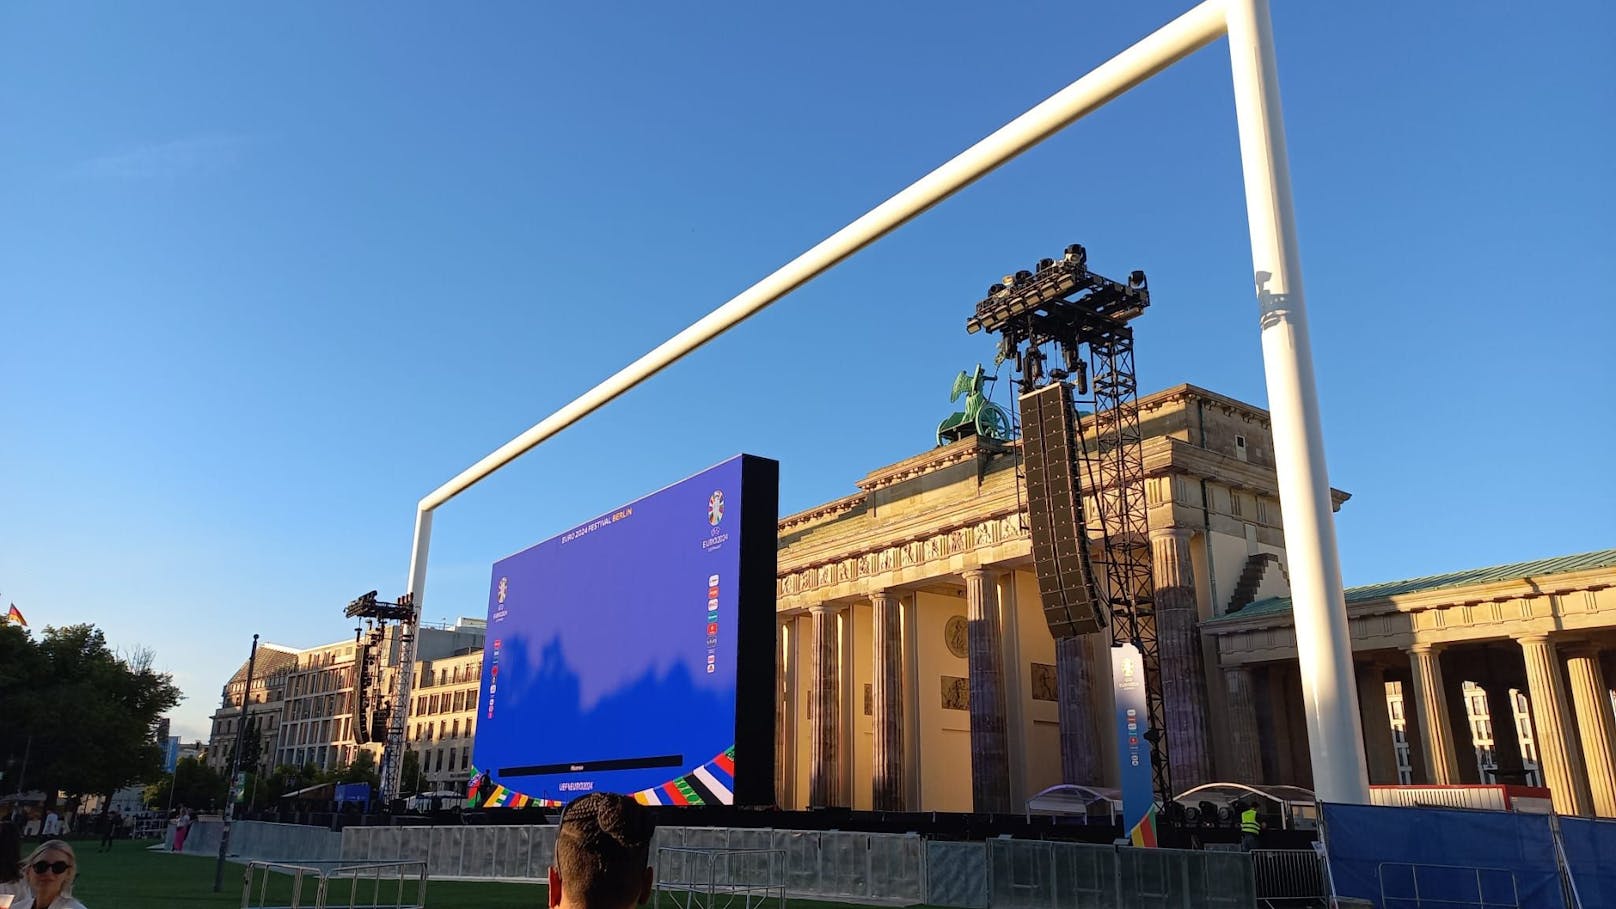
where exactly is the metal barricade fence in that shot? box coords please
[241,860,428,909]
[986,837,1258,909]
[1376,862,1521,909]
[1250,849,1326,906]
[655,847,785,909]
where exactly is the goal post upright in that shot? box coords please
[389,0,1371,807]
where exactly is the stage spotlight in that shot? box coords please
[1063,243,1087,265]
[1037,257,1055,272]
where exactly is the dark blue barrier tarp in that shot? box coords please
[1559,816,1616,908]
[1320,802,1564,909]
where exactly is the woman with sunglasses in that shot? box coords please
[12,840,87,909]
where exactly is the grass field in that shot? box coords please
[62,838,882,909]
[66,839,548,908]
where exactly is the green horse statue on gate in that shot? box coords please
[937,365,1012,446]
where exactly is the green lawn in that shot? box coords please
[68,840,545,908]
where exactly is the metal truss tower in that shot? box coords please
[344,590,417,805]
[966,243,1172,808]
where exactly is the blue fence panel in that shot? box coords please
[1320,802,1562,909]
[1559,817,1616,909]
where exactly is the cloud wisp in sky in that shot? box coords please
[73,134,250,180]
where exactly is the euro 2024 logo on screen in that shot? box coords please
[707,490,725,526]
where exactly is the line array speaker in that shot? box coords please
[1018,381,1107,639]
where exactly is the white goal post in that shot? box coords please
[387,0,1370,807]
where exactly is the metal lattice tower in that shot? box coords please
[1076,328,1171,804]
[344,590,418,805]
[965,243,1172,809]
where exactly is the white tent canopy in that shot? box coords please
[1025,785,1122,824]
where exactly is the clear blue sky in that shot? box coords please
[2,2,1612,742]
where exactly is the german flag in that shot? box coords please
[5,604,25,627]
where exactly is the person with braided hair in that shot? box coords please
[548,794,657,909]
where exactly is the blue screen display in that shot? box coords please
[472,456,753,807]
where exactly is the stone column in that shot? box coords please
[997,573,1030,807]
[963,568,1012,813]
[1355,662,1399,785]
[808,604,842,807]
[1222,665,1263,783]
[1408,644,1461,784]
[1151,526,1214,791]
[1058,634,1103,785]
[1519,635,1592,816]
[901,594,923,808]
[776,615,799,808]
[870,590,905,811]
[1565,647,1616,818]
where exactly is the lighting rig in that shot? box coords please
[965,244,1172,811]
[345,589,417,800]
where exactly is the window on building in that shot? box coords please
[451,719,460,739]
[439,669,447,686]
[461,746,470,769]
[1229,489,1243,517]
[448,749,457,772]
[436,749,445,772]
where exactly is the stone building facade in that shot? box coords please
[206,644,297,774]
[207,620,486,792]
[772,382,1616,817]
[1206,550,1616,816]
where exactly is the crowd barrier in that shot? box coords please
[184,818,1275,907]
[986,837,1256,909]
[175,819,344,864]
[341,825,929,903]
[1319,803,1615,909]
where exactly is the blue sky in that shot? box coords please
[2,1,1611,742]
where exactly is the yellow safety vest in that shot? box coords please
[1241,808,1261,835]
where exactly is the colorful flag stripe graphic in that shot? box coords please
[467,748,734,810]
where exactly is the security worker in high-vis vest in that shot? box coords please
[1239,801,1263,852]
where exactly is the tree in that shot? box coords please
[334,750,380,792]
[400,750,422,796]
[143,756,227,811]
[1,624,181,804]
[230,715,263,776]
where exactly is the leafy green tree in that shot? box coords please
[333,750,381,792]
[1,624,181,804]
[400,750,422,796]
[142,756,227,811]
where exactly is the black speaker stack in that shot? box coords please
[1018,381,1107,639]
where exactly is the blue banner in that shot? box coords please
[335,782,371,805]
[1110,642,1157,846]
[162,736,180,773]
[1320,802,1561,909]
[1560,816,1616,908]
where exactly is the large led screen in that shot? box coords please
[471,454,778,808]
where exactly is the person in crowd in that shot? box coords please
[39,812,58,839]
[548,793,656,909]
[0,823,28,905]
[171,806,191,852]
[1238,800,1263,852]
[94,811,116,854]
[16,839,88,909]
